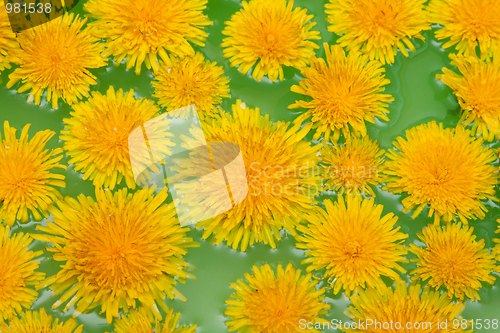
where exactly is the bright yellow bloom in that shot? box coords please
[222,0,320,82]
[0,308,83,333]
[152,53,230,119]
[437,52,500,141]
[409,223,496,302]
[383,121,498,224]
[60,86,174,190]
[325,0,430,64]
[289,43,392,141]
[33,188,199,324]
[344,278,472,333]
[428,0,500,57]
[110,308,196,333]
[6,13,107,109]
[225,264,330,333]
[0,226,45,321]
[84,0,212,75]
[296,195,407,295]
[0,121,66,225]
[191,100,321,251]
[0,3,18,73]
[320,136,384,196]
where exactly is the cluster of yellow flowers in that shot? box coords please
[1,0,500,332]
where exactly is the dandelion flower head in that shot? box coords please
[34,188,199,323]
[225,263,330,333]
[0,308,83,333]
[0,121,66,225]
[191,100,321,251]
[84,0,212,74]
[152,52,230,119]
[320,136,384,196]
[0,3,18,73]
[409,222,496,302]
[296,195,408,295]
[325,0,430,64]
[6,13,107,109]
[289,43,393,142]
[60,86,175,190]
[222,0,320,82]
[344,278,472,332]
[383,121,498,224]
[428,0,500,56]
[0,225,45,321]
[437,51,500,141]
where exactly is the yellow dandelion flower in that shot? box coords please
[428,0,500,57]
[344,278,472,333]
[0,121,66,225]
[289,43,393,142]
[151,52,230,119]
[296,195,407,296]
[0,225,45,321]
[84,0,212,75]
[383,121,498,224]
[320,136,384,196]
[191,100,320,251]
[221,0,320,82]
[437,52,500,141]
[6,13,107,109]
[225,263,330,333]
[0,308,83,333]
[0,3,18,73]
[325,0,430,65]
[110,307,196,333]
[33,188,199,324]
[60,86,175,190]
[409,223,496,302]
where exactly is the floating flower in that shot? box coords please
[0,121,66,225]
[84,0,212,74]
[383,121,498,224]
[325,0,430,64]
[225,263,330,333]
[190,100,320,251]
[320,136,384,196]
[428,0,500,57]
[296,195,407,295]
[60,86,174,190]
[0,225,45,321]
[344,278,472,332]
[0,3,18,73]
[437,52,500,141]
[221,0,320,82]
[6,13,107,109]
[289,43,392,141]
[33,188,199,324]
[0,308,83,333]
[110,308,196,333]
[409,223,496,302]
[152,52,230,119]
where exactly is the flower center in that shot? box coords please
[245,285,303,332]
[344,240,364,258]
[459,1,500,38]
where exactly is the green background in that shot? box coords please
[1,0,500,332]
